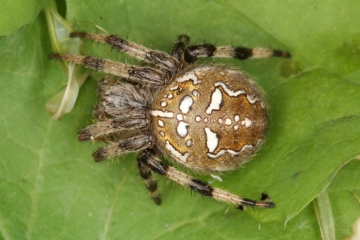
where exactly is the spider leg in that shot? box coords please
[137,153,161,205]
[184,43,291,63]
[171,34,190,63]
[93,134,151,162]
[138,149,275,209]
[69,32,180,71]
[49,54,166,86]
[78,113,148,141]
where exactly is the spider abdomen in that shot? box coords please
[151,66,268,172]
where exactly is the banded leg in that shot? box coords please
[93,134,151,162]
[184,43,291,63]
[69,32,180,71]
[138,149,275,209]
[49,54,166,86]
[171,34,190,64]
[137,154,161,205]
[78,113,148,141]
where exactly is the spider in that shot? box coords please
[50,32,290,210]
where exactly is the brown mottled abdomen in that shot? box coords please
[150,66,267,172]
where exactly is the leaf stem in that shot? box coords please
[314,190,336,240]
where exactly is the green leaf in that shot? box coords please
[330,190,360,239]
[0,0,53,36]
[1,0,359,239]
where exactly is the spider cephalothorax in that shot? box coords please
[50,32,290,210]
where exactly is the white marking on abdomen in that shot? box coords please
[179,96,194,114]
[240,144,253,152]
[150,110,174,118]
[165,141,189,162]
[157,120,164,127]
[192,90,200,97]
[246,95,258,104]
[176,72,201,84]
[214,82,246,97]
[169,85,178,90]
[177,121,189,137]
[225,118,232,125]
[234,115,240,122]
[186,140,192,147]
[207,144,253,159]
[205,127,219,153]
[244,118,252,128]
[160,101,167,107]
[195,116,201,122]
[177,114,183,121]
[159,131,165,137]
[195,67,211,76]
[207,150,226,158]
[206,88,222,114]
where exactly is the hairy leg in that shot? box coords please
[49,54,167,86]
[184,43,291,63]
[69,32,180,71]
[138,149,274,209]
